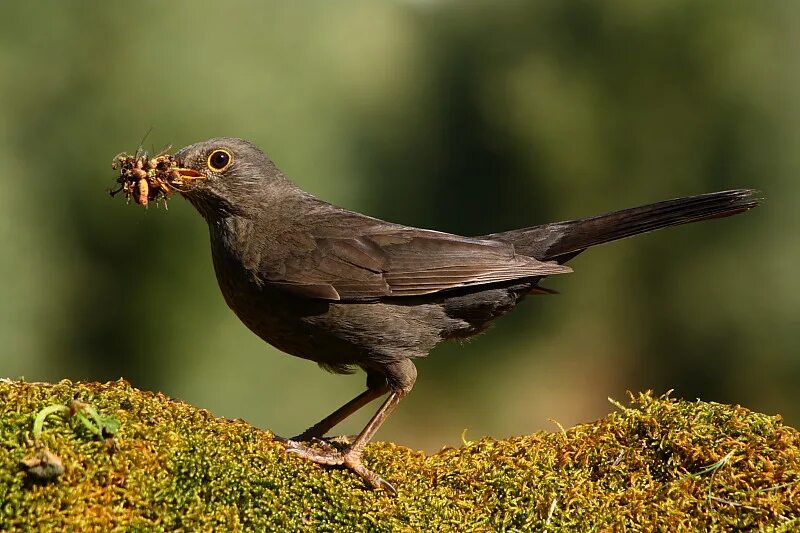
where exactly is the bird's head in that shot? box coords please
[172,137,285,219]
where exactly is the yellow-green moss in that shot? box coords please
[1,380,798,531]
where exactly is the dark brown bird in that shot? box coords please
[171,137,758,493]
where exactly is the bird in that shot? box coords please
[169,137,758,494]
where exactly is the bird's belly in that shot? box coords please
[214,273,449,374]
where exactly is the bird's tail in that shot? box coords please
[483,189,760,263]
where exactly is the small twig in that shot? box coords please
[544,497,557,531]
[753,482,796,494]
[708,495,760,512]
[612,449,625,467]
[548,418,568,439]
[607,396,630,412]
[701,451,734,502]
[460,428,473,447]
[694,450,735,477]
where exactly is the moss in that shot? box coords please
[1,380,798,531]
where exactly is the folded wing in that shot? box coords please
[261,229,572,301]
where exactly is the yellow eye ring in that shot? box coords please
[207,149,233,172]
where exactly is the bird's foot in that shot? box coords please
[283,440,396,495]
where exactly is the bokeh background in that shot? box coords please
[1,1,797,452]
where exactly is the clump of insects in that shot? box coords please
[109,148,180,208]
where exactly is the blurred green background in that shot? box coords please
[1,1,797,452]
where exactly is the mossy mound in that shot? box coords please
[1,379,798,531]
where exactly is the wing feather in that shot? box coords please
[263,230,571,301]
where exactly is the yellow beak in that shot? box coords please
[170,167,205,185]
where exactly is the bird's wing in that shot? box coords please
[260,229,572,301]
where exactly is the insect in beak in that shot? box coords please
[169,168,205,187]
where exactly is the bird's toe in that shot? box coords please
[283,441,397,495]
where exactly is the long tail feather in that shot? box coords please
[483,189,760,263]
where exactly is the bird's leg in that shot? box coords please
[285,390,405,493]
[284,360,416,494]
[291,373,390,441]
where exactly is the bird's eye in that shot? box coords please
[207,149,232,172]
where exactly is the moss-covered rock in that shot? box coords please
[0,379,798,531]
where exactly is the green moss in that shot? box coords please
[1,380,798,531]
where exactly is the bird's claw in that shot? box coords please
[283,440,344,464]
[282,440,396,495]
[376,477,397,496]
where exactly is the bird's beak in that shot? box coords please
[170,168,205,187]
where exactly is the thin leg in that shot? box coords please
[285,390,405,494]
[291,384,388,441]
[284,359,417,494]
